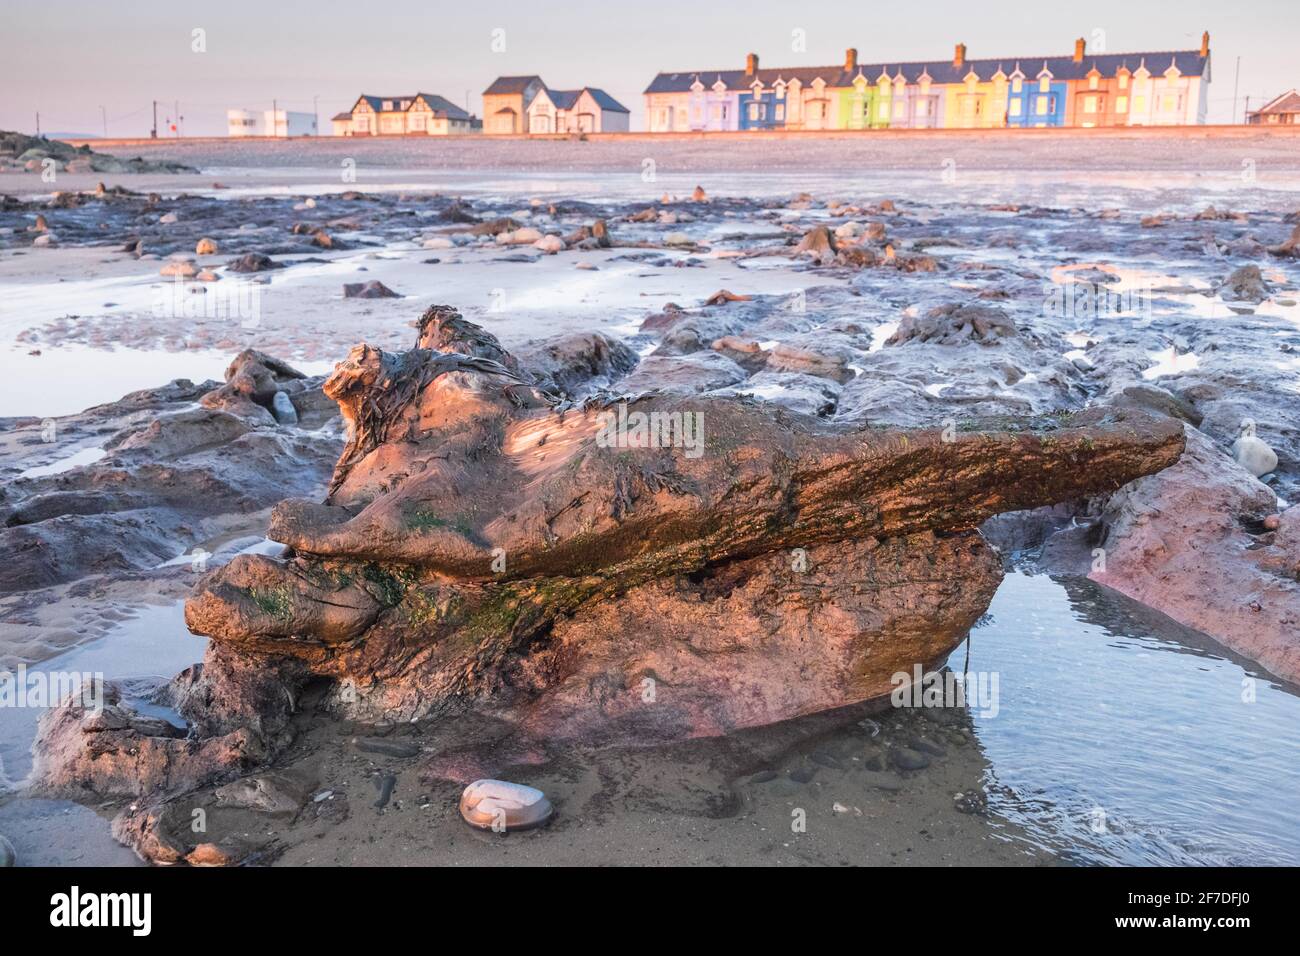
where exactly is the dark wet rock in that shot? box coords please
[373,773,397,809]
[514,331,639,397]
[354,737,421,759]
[1107,384,1203,427]
[1220,264,1270,303]
[789,765,818,784]
[468,217,521,237]
[214,770,312,816]
[886,304,1016,347]
[890,747,931,771]
[343,280,401,299]
[617,350,748,395]
[709,371,841,418]
[794,225,837,262]
[0,359,338,595]
[32,685,269,799]
[200,349,308,423]
[709,336,770,373]
[225,253,283,273]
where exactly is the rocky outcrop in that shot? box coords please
[167,311,1185,749]
[0,362,339,596]
[1091,428,1300,683]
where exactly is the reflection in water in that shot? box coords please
[959,570,1300,866]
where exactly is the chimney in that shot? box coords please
[1073,37,1086,63]
[845,48,858,72]
[953,43,966,68]
[746,53,759,76]
[1200,31,1210,57]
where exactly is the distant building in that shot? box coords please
[1248,89,1300,125]
[227,108,317,137]
[644,33,1211,131]
[336,93,479,135]
[265,109,317,137]
[484,76,629,134]
[227,109,261,137]
[482,76,547,134]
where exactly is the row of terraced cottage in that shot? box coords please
[329,32,1212,136]
[644,34,1213,130]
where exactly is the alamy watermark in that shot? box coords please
[595,402,704,459]
[0,666,104,714]
[891,664,1000,718]
[1042,280,1152,321]
[152,276,262,328]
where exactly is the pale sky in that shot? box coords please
[1,0,1294,135]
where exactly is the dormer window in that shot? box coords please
[1118,72,1129,89]
[1012,76,1023,93]
[1089,73,1099,90]
[382,100,393,111]
[1039,75,1051,92]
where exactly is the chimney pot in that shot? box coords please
[845,48,858,72]
[746,53,759,75]
[1200,31,1210,57]
[953,43,966,68]
[1074,38,1086,62]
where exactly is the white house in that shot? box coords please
[264,109,317,137]
[226,109,261,136]
[523,86,630,134]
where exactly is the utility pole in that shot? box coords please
[35,112,40,137]
[152,100,158,139]
[313,95,319,135]
[174,100,180,137]
[101,105,107,137]
[1231,55,1241,124]
[1244,96,1251,125]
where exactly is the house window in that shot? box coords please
[1161,93,1178,112]
[1012,77,1022,93]
[1010,99,1022,117]
[1119,74,1129,89]
[917,101,929,117]
[382,101,393,111]
[1036,95,1049,114]
[878,102,889,119]
[1084,95,1097,113]
[1116,95,1128,112]
[748,103,758,120]
[1134,96,1146,112]
[1039,76,1051,92]
[1089,74,1099,90]
[775,103,785,120]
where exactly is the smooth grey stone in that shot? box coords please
[890,747,931,771]
[271,391,298,425]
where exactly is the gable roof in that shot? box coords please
[644,48,1208,94]
[540,87,630,113]
[412,93,471,119]
[484,75,543,95]
[349,93,471,119]
[1251,89,1300,115]
[579,87,630,112]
